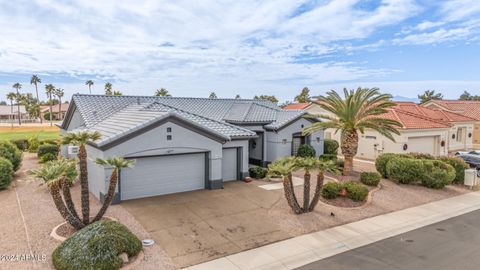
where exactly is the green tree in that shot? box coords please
[45,84,55,126]
[154,88,171,97]
[209,92,218,99]
[294,87,312,103]
[92,157,134,222]
[418,90,443,103]
[303,88,402,175]
[113,90,122,96]
[30,75,41,102]
[235,94,241,99]
[55,88,65,120]
[104,82,113,95]
[6,92,16,126]
[12,83,22,125]
[85,80,94,94]
[254,95,278,103]
[61,131,102,225]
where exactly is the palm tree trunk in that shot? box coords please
[88,85,91,94]
[341,131,359,176]
[35,84,39,103]
[49,183,84,230]
[49,95,53,127]
[16,92,21,126]
[283,172,302,214]
[303,171,310,212]
[61,177,80,220]
[92,169,118,222]
[78,145,90,224]
[309,172,324,211]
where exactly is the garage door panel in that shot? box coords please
[121,153,205,200]
[222,148,238,181]
[408,136,437,156]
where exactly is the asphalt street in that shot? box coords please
[296,209,480,270]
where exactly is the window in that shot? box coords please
[167,127,172,132]
[167,135,172,140]
[366,136,377,140]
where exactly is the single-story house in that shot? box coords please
[41,102,70,120]
[285,101,475,160]
[422,100,480,148]
[0,105,30,122]
[60,94,324,202]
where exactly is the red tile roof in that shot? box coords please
[393,102,476,123]
[422,100,480,120]
[283,103,310,110]
[40,103,70,113]
[382,108,451,130]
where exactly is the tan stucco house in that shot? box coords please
[284,101,476,160]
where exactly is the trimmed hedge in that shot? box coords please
[10,139,28,151]
[37,143,59,159]
[360,172,381,186]
[0,141,22,171]
[40,153,57,163]
[321,181,369,202]
[344,181,369,202]
[324,139,339,155]
[386,157,425,184]
[0,157,13,189]
[438,156,469,184]
[52,220,142,270]
[409,152,435,160]
[375,153,411,178]
[319,154,337,161]
[296,144,316,158]
[421,160,455,189]
[249,166,267,179]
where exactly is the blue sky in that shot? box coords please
[0,0,479,102]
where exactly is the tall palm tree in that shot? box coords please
[85,80,94,94]
[418,90,443,103]
[45,84,55,126]
[104,82,113,95]
[12,83,22,125]
[154,88,171,97]
[303,88,402,175]
[6,92,16,127]
[61,131,102,225]
[29,159,85,230]
[30,75,41,102]
[55,88,65,120]
[92,157,134,222]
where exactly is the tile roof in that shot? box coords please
[393,102,476,123]
[40,103,70,113]
[422,100,480,120]
[67,94,307,141]
[382,107,451,130]
[0,105,26,115]
[283,103,310,110]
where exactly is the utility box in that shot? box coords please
[464,169,477,188]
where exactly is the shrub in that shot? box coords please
[344,181,369,202]
[437,156,469,184]
[249,166,267,179]
[0,141,22,171]
[0,157,13,189]
[386,157,425,184]
[40,139,59,146]
[52,220,142,270]
[37,143,59,159]
[324,139,339,155]
[10,139,28,151]
[319,154,337,161]
[421,160,455,189]
[40,153,57,163]
[409,152,435,160]
[321,182,343,199]
[28,135,40,152]
[44,111,52,121]
[360,172,381,186]
[336,159,345,169]
[296,144,316,158]
[375,153,411,178]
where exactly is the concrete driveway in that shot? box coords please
[121,181,291,268]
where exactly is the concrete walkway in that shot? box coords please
[184,191,480,270]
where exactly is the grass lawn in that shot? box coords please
[0,126,60,141]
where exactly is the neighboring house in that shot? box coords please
[0,105,30,123]
[60,94,324,202]
[41,103,70,120]
[422,100,480,148]
[285,101,474,160]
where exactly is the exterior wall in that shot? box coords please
[223,139,249,178]
[66,108,85,131]
[448,123,474,151]
[103,121,224,188]
[85,145,107,200]
[473,123,480,148]
[266,118,324,162]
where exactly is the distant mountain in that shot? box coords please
[391,95,420,103]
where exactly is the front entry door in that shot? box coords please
[292,134,306,156]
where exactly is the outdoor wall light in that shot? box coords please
[440,140,445,147]
[403,144,408,151]
[282,139,287,144]
[469,133,472,138]
[452,134,456,139]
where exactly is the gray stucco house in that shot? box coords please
[60,94,324,202]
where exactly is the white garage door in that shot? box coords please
[222,148,238,181]
[408,136,437,156]
[120,153,205,200]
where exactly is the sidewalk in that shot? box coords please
[184,191,480,270]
